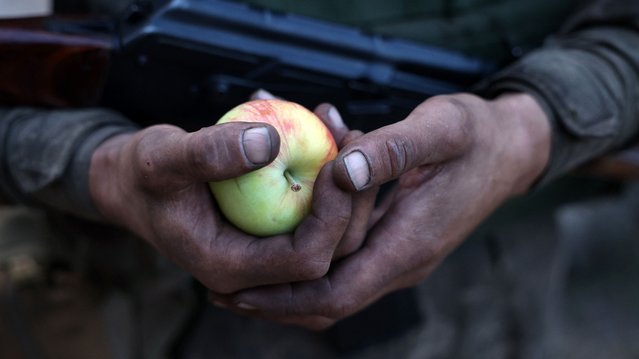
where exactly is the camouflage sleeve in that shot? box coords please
[0,107,137,219]
[477,0,639,186]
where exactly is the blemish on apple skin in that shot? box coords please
[291,184,302,192]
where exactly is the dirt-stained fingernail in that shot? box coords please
[252,89,277,100]
[236,302,257,310]
[328,106,346,129]
[343,151,370,190]
[243,127,272,165]
[212,301,229,309]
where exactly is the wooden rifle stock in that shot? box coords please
[0,17,112,107]
[577,144,639,181]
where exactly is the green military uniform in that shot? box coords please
[245,0,574,63]
[2,0,639,358]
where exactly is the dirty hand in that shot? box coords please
[212,93,551,328]
[87,106,366,294]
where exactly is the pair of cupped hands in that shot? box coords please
[89,89,551,329]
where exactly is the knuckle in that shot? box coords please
[301,210,349,247]
[426,95,474,155]
[295,258,330,281]
[383,135,416,178]
[134,125,185,183]
[324,295,358,319]
[332,211,350,230]
[335,238,360,258]
[207,266,241,294]
[207,132,235,165]
[188,130,218,176]
[195,126,248,177]
[335,220,368,257]
[426,94,471,118]
[339,130,364,148]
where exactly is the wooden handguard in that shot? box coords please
[0,18,112,107]
[578,145,639,181]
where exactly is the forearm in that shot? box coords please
[478,0,639,185]
[0,107,137,218]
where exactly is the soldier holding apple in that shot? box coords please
[2,0,639,358]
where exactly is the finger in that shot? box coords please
[212,162,352,292]
[332,98,472,191]
[136,122,280,188]
[368,182,399,229]
[223,191,447,318]
[338,130,365,149]
[331,130,377,259]
[223,246,397,319]
[332,186,377,259]
[209,293,337,330]
[250,88,278,100]
[314,103,350,145]
[248,313,336,331]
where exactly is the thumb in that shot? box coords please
[139,122,280,186]
[333,99,471,191]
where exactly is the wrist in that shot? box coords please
[88,132,137,226]
[491,92,551,195]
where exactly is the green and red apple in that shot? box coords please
[209,99,338,236]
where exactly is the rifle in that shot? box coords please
[0,0,492,133]
[1,0,638,179]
